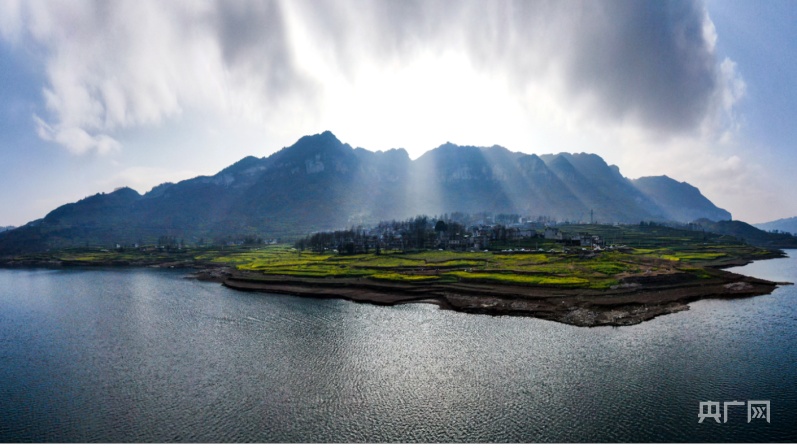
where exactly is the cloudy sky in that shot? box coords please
[0,0,795,226]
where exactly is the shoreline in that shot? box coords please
[213,266,787,327]
[2,249,791,327]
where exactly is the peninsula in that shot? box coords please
[2,222,790,327]
[211,247,784,327]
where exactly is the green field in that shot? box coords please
[193,241,764,289]
[2,223,782,291]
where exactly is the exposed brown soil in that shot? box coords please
[213,267,788,327]
[3,253,788,327]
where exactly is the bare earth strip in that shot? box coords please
[215,268,784,327]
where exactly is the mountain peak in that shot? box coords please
[270,130,353,162]
[305,130,341,145]
[110,186,141,198]
[433,141,460,151]
[546,153,577,171]
[298,131,345,149]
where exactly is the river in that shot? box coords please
[1,251,796,442]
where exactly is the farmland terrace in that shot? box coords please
[205,244,787,326]
[1,224,791,327]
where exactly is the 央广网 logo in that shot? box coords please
[698,400,770,423]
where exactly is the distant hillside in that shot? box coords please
[631,176,731,222]
[755,216,797,235]
[695,219,797,248]
[0,226,15,233]
[0,131,734,254]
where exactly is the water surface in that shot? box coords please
[1,254,796,442]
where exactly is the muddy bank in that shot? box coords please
[2,251,788,327]
[214,268,787,327]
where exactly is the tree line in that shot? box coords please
[294,215,529,254]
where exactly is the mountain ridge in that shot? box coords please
[0,131,732,254]
[755,216,797,235]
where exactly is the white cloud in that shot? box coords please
[2,0,769,220]
[0,0,22,42]
[34,114,120,155]
[1,0,745,155]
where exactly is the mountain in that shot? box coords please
[0,131,733,254]
[0,226,15,233]
[631,175,731,223]
[755,216,797,235]
[540,153,666,223]
[695,219,797,248]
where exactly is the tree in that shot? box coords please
[434,220,448,233]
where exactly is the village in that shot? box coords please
[294,215,607,255]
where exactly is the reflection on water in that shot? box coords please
[1,256,796,442]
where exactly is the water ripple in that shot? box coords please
[1,258,796,442]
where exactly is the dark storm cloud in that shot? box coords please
[558,0,718,132]
[212,0,317,102]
